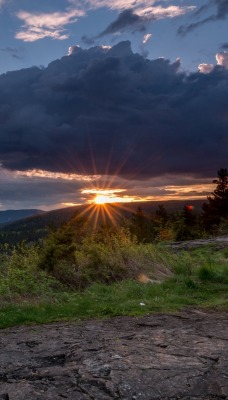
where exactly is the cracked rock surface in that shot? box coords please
[0,310,227,399]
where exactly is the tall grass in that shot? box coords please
[0,238,227,328]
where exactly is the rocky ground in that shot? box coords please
[0,310,227,399]
[168,236,228,251]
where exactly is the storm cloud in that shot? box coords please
[0,40,228,179]
[178,0,228,35]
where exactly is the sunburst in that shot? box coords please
[75,188,138,230]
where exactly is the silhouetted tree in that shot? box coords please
[183,205,196,227]
[155,204,169,226]
[131,207,152,242]
[203,168,228,231]
[175,205,201,240]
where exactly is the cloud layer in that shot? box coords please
[0,47,25,59]
[15,1,195,42]
[15,8,85,42]
[178,0,228,35]
[70,0,195,17]
[199,51,228,73]
[81,2,195,44]
[0,0,5,9]
[0,41,228,180]
[97,9,147,37]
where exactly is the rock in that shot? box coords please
[0,311,227,399]
[167,235,228,251]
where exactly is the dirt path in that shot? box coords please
[0,310,227,400]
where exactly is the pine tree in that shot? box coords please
[131,207,152,242]
[155,204,169,226]
[202,168,228,230]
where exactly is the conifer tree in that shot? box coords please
[202,168,228,230]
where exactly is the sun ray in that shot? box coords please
[106,204,126,221]
[100,204,107,225]
[103,204,118,226]
[88,136,98,176]
[76,203,95,219]
[92,206,100,230]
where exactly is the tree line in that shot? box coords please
[129,168,228,242]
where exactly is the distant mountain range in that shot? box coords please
[0,209,45,224]
[0,199,205,245]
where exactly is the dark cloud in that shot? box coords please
[0,40,228,179]
[0,47,25,60]
[81,9,148,45]
[81,35,95,46]
[0,172,88,209]
[216,0,228,18]
[178,0,228,35]
[98,9,147,37]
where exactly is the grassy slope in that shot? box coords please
[0,280,227,329]
[0,244,227,329]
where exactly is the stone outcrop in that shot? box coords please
[0,310,227,399]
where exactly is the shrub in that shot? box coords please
[0,244,62,303]
[38,226,173,289]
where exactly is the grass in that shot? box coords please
[0,278,227,329]
[0,244,227,329]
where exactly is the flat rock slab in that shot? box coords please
[0,310,227,399]
[167,236,228,251]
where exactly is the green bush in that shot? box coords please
[0,244,62,303]
[38,227,173,289]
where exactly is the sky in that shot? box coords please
[0,0,228,210]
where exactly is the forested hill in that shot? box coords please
[0,209,45,224]
[0,200,204,246]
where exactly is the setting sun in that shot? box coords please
[94,195,112,205]
[93,192,139,205]
[74,187,141,229]
[82,188,138,205]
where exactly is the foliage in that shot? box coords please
[127,168,228,240]
[173,247,228,284]
[0,168,228,328]
[0,243,62,304]
[174,208,205,241]
[130,207,155,242]
[0,274,227,329]
[38,225,173,289]
[0,234,227,328]
[202,168,228,232]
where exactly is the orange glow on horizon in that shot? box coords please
[93,194,136,205]
[71,187,140,230]
[13,167,213,206]
[82,188,139,205]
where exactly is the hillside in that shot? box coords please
[0,199,204,245]
[0,209,45,224]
